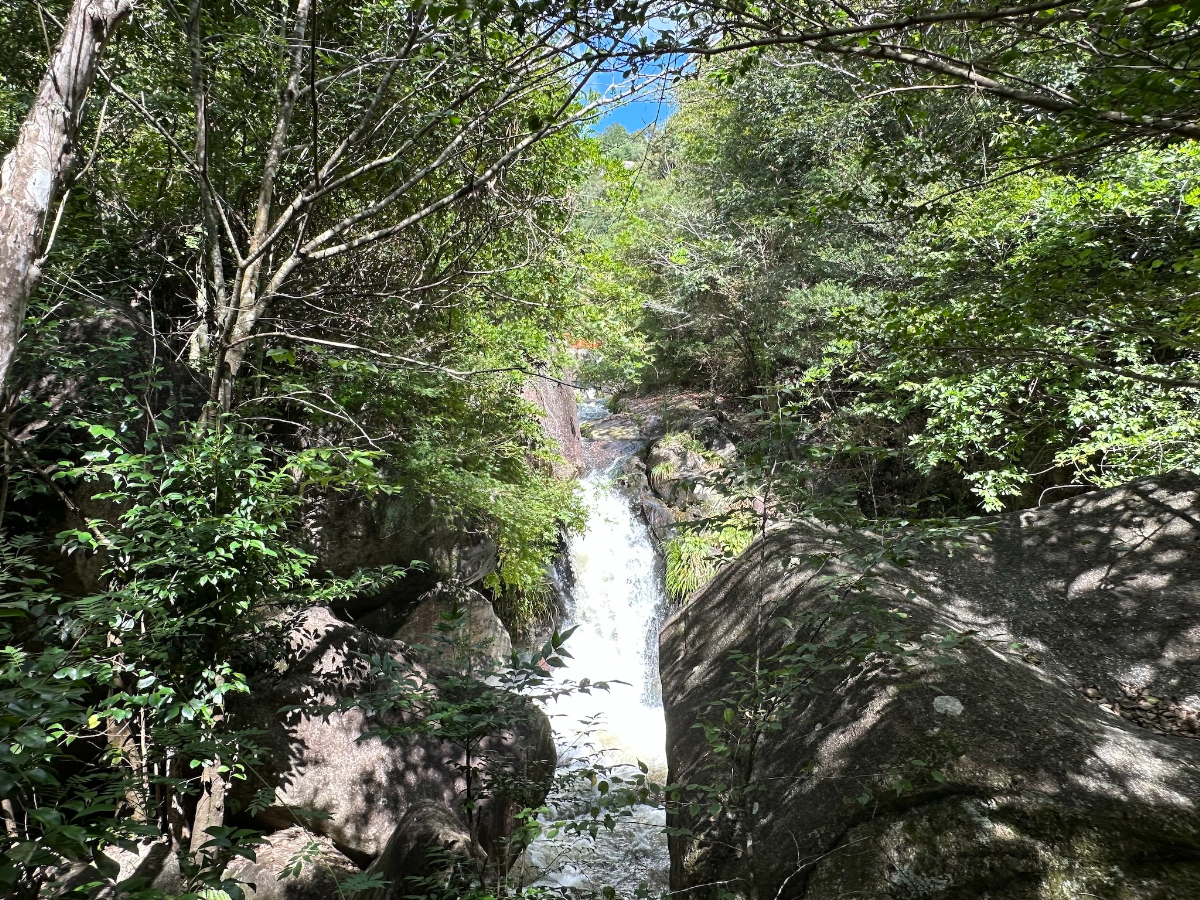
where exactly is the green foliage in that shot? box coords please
[875,147,1200,507]
[2,2,609,887]
[663,514,755,603]
[597,53,1200,517]
[0,430,402,897]
[663,530,717,602]
[492,575,558,635]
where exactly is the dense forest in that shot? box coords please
[1,0,1198,898]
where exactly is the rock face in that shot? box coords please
[309,376,581,621]
[646,437,724,513]
[661,472,1200,899]
[305,493,498,612]
[229,607,555,863]
[364,801,482,900]
[522,374,585,478]
[585,392,742,547]
[226,826,358,900]
[393,582,513,664]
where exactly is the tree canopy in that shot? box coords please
[1,0,1199,895]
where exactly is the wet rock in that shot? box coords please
[614,453,679,543]
[581,412,646,472]
[662,472,1200,899]
[582,414,643,442]
[646,441,711,509]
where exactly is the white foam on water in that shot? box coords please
[551,474,666,769]
[517,468,670,894]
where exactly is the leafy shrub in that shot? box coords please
[664,514,757,602]
[0,428,401,898]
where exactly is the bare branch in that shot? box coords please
[229,331,582,386]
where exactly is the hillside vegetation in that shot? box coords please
[1,0,1198,897]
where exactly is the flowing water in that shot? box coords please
[517,399,671,895]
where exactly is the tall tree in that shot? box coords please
[0,0,131,395]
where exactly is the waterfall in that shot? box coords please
[518,408,670,894]
[551,473,666,762]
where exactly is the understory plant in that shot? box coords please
[0,426,401,898]
[663,513,756,603]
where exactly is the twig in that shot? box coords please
[227,331,583,387]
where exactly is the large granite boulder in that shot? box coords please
[304,493,498,621]
[618,452,679,543]
[661,472,1200,900]
[229,607,555,864]
[393,583,513,664]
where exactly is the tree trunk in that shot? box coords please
[212,0,313,411]
[189,761,227,855]
[0,0,132,394]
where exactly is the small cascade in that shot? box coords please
[518,401,670,895]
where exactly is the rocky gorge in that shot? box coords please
[9,7,1200,898]
[30,387,1200,900]
[568,394,1200,899]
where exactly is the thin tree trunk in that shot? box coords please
[189,668,228,857]
[0,0,132,394]
[189,762,227,854]
[184,0,228,368]
[212,0,313,410]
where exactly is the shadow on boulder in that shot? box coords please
[662,472,1200,899]
[228,607,555,866]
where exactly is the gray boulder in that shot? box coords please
[393,583,513,665]
[229,607,555,863]
[661,472,1200,899]
[226,826,359,900]
[67,827,359,899]
[364,801,483,900]
[304,492,498,620]
[42,840,181,898]
[615,453,678,543]
[647,440,706,508]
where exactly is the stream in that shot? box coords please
[516,397,671,895]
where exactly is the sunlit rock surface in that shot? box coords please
[662,472,1200,899]
[228,607,554,862]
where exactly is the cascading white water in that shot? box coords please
[517,409,671,895]
[551,473,666,766]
